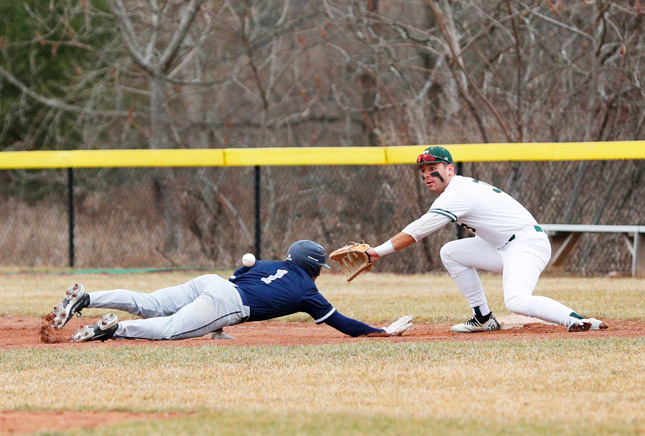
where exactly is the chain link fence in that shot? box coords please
[0,159,643,275]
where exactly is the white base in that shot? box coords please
[497,314,556,330]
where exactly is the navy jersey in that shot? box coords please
[229,260,335,323]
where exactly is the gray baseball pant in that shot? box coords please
[88,274,250,340]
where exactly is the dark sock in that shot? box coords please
[81,293,90,310]
[570,312,584,320]
[473,306,491,324]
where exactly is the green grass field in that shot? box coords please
[1,271,644,435]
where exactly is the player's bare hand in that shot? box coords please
[382,315,413,336]
[367,247,380,263]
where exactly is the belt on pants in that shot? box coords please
[507,225,544,243]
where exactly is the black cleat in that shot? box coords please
[51,284,90,329]
[450,312,501,333]
[72,313,118,342]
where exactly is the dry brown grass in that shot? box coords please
[1,339,643,435]
[0,271,643,435]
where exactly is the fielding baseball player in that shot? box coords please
[49,240,412,342]
[367,146,607,333]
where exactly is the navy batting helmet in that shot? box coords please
[286,240,331,278]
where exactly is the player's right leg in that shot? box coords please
[440,237,503,333]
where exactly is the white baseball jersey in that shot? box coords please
[402,175,539,248]
[401,174,583,328]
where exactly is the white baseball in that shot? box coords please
[242,253,256,267]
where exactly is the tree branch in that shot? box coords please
[0,65,137,118]
[158,0,206,72]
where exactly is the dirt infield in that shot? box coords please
[1,315,644,435]
[0,314,643,350]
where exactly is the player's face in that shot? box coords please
[419,163,453,194]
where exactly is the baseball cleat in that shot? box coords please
[50,283,90,329]
[568,318,608,332]
[586,318,608,330]
[72,313,118,342]
[450,312,500,333]
[568,319,591,332]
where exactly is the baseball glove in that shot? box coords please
[330,242,373,282]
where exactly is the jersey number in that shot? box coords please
[461,223,477,233]
[261,269,288,284]
[473,179,502,193]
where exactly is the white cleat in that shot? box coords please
[51,284,90,329]
[586,318,608,330]
[568,320,591,332]
[450,312,500,333]
[72,313,119,342]
[569,318,608,332]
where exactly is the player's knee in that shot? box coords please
[439,242,458,268]
[504,293,529,314]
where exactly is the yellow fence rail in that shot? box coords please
[0,141,643,169]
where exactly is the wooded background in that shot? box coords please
[0,1,643,274]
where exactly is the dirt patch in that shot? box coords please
[0,314,643,350]
[0,411,186,436]
[40,313,58,344]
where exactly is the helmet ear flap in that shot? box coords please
[286,240,329,279]
[306,264,321,278]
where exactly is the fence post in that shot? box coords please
[254,166,261,259]
[67,168,75,268]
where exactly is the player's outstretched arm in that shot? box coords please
[324,311,412,337]
[369,232,416,263]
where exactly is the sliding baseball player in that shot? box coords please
[366,146,607,333]
[49,240,412,341]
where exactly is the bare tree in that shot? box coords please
[1,0,643,272]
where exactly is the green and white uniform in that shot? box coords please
[403,175,578,327]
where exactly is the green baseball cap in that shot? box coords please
[416,146,454,165]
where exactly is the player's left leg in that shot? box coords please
[86,274,222,318]
[50,283,91,329]
[499,232,583,327]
